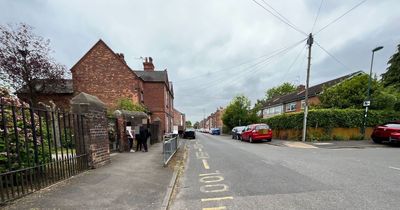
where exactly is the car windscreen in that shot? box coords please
[256,125,269,130]
[384,123,400,128]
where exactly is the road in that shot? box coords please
[170,132,400,210]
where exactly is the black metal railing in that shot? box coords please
[0,98,88,204]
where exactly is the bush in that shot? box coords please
[349,134,364,140]
[332,135,346,141]
[261,109,400,130]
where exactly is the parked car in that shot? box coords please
[371,121,400,144]
[231,126,246,140]
[210,128,220,135]
[183,128,196,139]
[241,123,272,143]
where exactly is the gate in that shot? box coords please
[0,99,88,204]
[149,123,159,145]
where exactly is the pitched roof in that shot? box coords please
[262,71,364,108]
[16,79,73,94]
[134,70,168,82]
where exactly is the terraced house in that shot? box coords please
[18,39,180,134]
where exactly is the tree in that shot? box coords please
[116,98,148,112]
[222,95,259,130]
[319,74,398,110]
[193,121,200,129]
[382,44,400,89]
[0,23,66,103]
[265,82,296,100]
[185,121,192,128]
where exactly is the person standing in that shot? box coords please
[139,126,149,152]
[126,126,135,152]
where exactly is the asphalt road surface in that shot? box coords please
[170,132,400,210]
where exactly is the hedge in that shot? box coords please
[260,109,400,130]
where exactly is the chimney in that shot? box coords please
[297,85,305,91]
[116,53,126,63]
[143,57,155,71]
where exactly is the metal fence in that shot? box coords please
[162,135,179,166]
[0,99,88,204]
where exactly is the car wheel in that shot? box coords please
[267,138,272,142]
[372,138,382,144]
[249,136,253,143]
[232,135,234,139]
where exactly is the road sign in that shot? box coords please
[363,100,370,107]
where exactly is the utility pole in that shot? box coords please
[302,33,313,142]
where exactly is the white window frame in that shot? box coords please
[286,102,296,112]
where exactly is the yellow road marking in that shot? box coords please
[202,159,210,169]
[201,196,233,202]
[200,184,228,193]
[200,176,224,183]
[203,207,226,210]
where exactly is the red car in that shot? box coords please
[241,123,272,143]
[371,121,400,144]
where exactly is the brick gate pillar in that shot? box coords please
[114,113,129,152]
[71,92,110,169]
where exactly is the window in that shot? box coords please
[274,106,283,114]
[286,102,296,112]
[140,91,144,102]
[301,100,305,110]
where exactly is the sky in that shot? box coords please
[1,0,399,122]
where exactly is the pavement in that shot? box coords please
[171,132,400,210]
[4,142,174,210]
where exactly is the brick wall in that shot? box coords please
[143,82,174,133]
[71,40,142,109]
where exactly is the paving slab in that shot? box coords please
[4,142,173,210]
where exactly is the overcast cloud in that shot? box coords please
[1,0,399,122]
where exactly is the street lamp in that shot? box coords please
[363,46,383,137]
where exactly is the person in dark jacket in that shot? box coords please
[139,125,149,152]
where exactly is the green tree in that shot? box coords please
[222,95,259,130]
[116,98,148,112]
[193,121,200,129]
[320,74,397,110]
[185,121,192,127]
[265,82,296,100]
[382,44,400,89]
[0,23,67,104]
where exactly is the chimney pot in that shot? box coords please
[143,56,155,71]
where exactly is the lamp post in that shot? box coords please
[363,46,383,137]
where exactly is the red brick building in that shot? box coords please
[201,107,225,131]
[19,39,178,134]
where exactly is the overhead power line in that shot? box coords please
[285,43,307,75]
[179,38,307,91]
[315,41,351,70]
[315,0,367,35]
[311,0,324,33]
[251,0,307,36]
[260,0,298,30]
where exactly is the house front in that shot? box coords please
[261,71,364,118]
[18,39,179,135]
